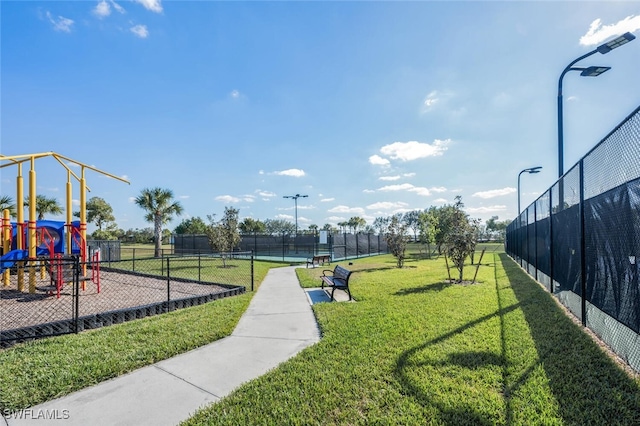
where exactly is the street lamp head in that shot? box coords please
[596,32,636,54]
[580,66,611,77]
[524,166,542,174]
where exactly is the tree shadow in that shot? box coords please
[1,288,63,302]
[394,252,640,424]
[352,266,399,274]
[394,301,522,424]
[497,252,640,424]
[394,281,452,296]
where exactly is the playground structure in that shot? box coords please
[0,152,129,297]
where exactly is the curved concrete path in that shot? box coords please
[5,266,321,426]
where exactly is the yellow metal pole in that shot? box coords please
[2,209,10,287]
[16,163,24,292]
[80,167,87,280]
[28,157,37,293]
[66,170,72,255]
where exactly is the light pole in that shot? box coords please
[518,166,542,215]
[283,194,308,236]
[557,32,635,178]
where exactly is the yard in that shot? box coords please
[1,244,639,424]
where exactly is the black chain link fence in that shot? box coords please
[506,105,640,373]
[174,233,389,261]
[1,252,250,347]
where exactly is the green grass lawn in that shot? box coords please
[2,245,639,424]
[183,247,640,425]
[0,259,276,412]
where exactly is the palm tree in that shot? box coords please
[24,194,63,220]
[135,187,183,257]
[0,195,16,218]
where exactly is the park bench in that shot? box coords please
[320,265,353,301]
[306,254,331,268]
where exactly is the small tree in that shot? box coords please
[384,214,410,268]
[264,219,295,236]
[205,207,241,266]
[347,216,367,234]
[402,210,421,242]
[373,216,389,235]
[24,194,63,220]
[74,196,115,231]
[442,197,479,282]
[135,187,183,257]
[0,195,16,218]
[418,209,438,258]
[174,217,208,235]
[239,217,266,235]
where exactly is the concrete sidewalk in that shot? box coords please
[5,266,322,426]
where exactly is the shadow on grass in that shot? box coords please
[353,266,402,274]
[394,253,640,424]
[498,253,640,424]
[394,281,452,296]
[394,301,522,424]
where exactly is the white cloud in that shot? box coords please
[466,205,507,214]
[421,90,456,114]
[72,199,80,206]
[128,197,136,203]
[93,0,111,18]
[111,0,125,14]
[433,198,448,204]
[243,195,255,202]
[423,90,439,108]
[377,183,432,196]
[369,155,390,166]
[378,183,415,192]
[320,198,334,202]
[472,187,516,199]
[46,11,74,33]
[580,16,640,46]
[135,0,163,13]
[430,186,447,193]
[380,139,450,161]
[230,90,241,99]
[366,201,409,210]
[179,195,190,199]
[215,195,240,203]
[378,174,417,182]
[327,205,365,215]
[326,216,346,223]
[256,190,276,197]
[130,24,149,38]
[275,214,294,220]
[274,169,305,177]
[362,189,375,193]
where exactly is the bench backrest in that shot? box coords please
[334,265,351,281]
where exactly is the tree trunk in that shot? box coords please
[154,214,162,258]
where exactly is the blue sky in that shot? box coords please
[2,1,639,233]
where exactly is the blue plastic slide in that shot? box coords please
[0,249,29,274]
[0,248,53,274]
